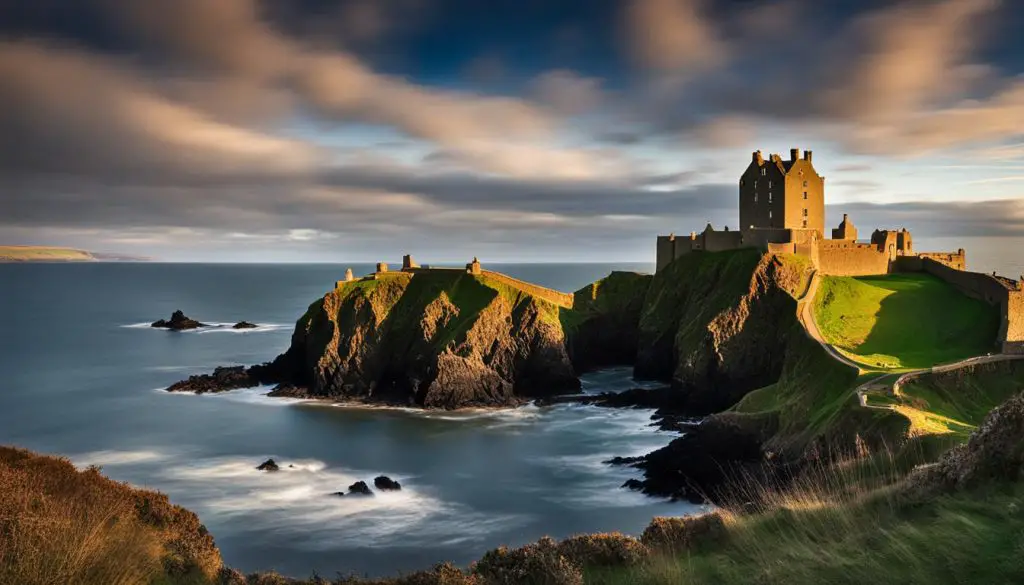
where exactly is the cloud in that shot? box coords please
[530,70,604,116]
[624,0,724,71]
[0,41,320,183]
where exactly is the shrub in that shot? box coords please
[473,537,583,585]
[640,512,727,552]
[555,532,649,568]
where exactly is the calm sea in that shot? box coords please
[0,261,703,578]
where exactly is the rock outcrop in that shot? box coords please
[634,250,812,413]
[347,481,373,496]
[374,475,401,491]
[232,321,258,329]
[265,271,580,408]
[256,458,279,472]
[167,366,263,394]
[151,310,205,330]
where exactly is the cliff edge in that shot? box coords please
[266,270,580,408]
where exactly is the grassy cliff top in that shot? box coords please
[813,273,1000,371]
[0,246,96,262]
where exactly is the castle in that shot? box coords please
[656,147,1024,354]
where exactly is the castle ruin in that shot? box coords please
[655,147,1023,354]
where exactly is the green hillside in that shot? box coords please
[813,273,999,370]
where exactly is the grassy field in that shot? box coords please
[0,246,96,262]
[814,273,999,370]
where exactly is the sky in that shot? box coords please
[1,0,1024,262]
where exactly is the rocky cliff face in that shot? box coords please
[270,271,580,408]
[634,250,813,413]
[569,271,652,372]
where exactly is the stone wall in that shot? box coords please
[1004,290,1024,354]
[918,250,966,271]
[701,229,744,252]
[815,241,890,276]
[921,258,1024,355]
[480,270,575,308]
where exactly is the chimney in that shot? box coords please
[804,150,813,162]
[842,213,848,223]
[790,148,799,162]
[752,150,763,164]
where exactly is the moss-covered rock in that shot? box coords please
[568,271,652,372]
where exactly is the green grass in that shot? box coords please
[814,273,999,370]
[881,360,1024,439]
[0,246,95,262]
[586,481,1024,585]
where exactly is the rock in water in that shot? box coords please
[256,458,279,472]
[232,321,258,329]
[374,475,401,491]
[166,366,257,394]
[151,310,206,330]
[347,481,373,496]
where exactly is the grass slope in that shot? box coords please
[0,246,95,262]
[867,360,1024,439]
[0,446,220,585]
[587,482,1024,585]
[814,273,999,370]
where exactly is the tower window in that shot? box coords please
[803,180,808,187]
[803,219,808,228]
[768,192,773,203]
[753,180,757,189]
[768,181,772,188]
[803,208,808,217]
[803,191,808,200]
[754,193,758,203]
[761,168,767,176]
[769,210,773,220]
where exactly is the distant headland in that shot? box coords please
[0,246,151,263]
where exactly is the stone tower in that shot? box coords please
[402,254,419,271]
[739,148,825,236]
[343,268,354,282]
[466,257,482,275]
[832,214,857,241]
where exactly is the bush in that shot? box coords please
[640,512,727,552]
[473,537,583,585]
[555,533,649,568]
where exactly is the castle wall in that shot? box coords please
[1006,290,1024,354]
[656,235,694,271]
[814,240,890,276]
[701,229,744,252]
[918,251,966,271]
[921,258,1024,354]
[480,270,574,307]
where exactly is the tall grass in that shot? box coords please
[0,447,221,585]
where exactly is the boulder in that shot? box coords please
[166,366,257,394]
[256,458,279,472]
[151,310,206,330]
[232,321,258,329]
[347,481,373,496]
[374,475,401,491]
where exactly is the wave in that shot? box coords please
[72,449,170,467]
[145,453,527,550]
[121,321,288,334]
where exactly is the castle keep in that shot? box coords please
[656,147,1024,354]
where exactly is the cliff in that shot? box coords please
[634,249,814,412]
[569,271,653,371]
[268,271,581,408]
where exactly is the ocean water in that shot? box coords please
[0,261,706,578]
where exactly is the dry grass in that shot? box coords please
[0,446,222,585]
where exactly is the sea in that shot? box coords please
[0,261,701,579]
[2,240,1019,578]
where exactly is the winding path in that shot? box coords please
[795,270,1024,411]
